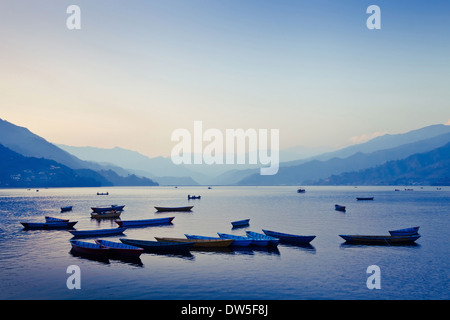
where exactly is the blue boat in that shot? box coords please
[95,239,144,257]
[217,233,253,247]
[245,231,278,247]
[69,227,127,238]
[231,219,250,228]
[115,217,174,227]
[388,226,420,236]
[339,234,420,244]
[60,206,73,212]
[70,240,110,256]
[262,229,316,244]
[335,204,346,212]
[120,238,194,252]
[21,221,77,230]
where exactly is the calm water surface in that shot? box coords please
[0,186,448,300]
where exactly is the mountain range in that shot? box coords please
[1,117,449,187]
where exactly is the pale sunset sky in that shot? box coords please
[1,0,449,158]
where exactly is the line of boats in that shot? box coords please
[335,196,375,212]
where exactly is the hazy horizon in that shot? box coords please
[1,1,449,159]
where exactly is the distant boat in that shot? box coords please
[154,206,193,212]
[217,233,253,247]
[90,210,122,219]
[70,240,110,256]
[155,236,233,248]
[188,195,201,199]
[91,205,125,213]
[339,234,421,245]
[245,231,279,247]
[60,206,73,212]
[97,192,109,195]
[231,219,250,228]
[208,187,212,189]
[335,204,346,212]
[69,227,127,238]
[45,216,70,222]
[115,217,174,227]
[120,238,194,252]
[388,226,420,236]
[356,197,374,200]
[95,239,143,257]
[262,229,316,244]
[297,188,306,193]
[21,221,77,230]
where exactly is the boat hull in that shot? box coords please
[155,237,233,248]
[120,238,194,252]
[95,239,143,257]
[262,229,316,244]
[340,234,421,244]
[388,226,420,236]
[231,219,250,227]
[21,221,77,230]
[91,205,125,213]
[217,233,253,246]
[335,205,346,212]
[356,197,374,200]
[246,231,279,246]
[70,240,110,256]
[115,217,174,227]
[69,227,127,238]
[154,206,193,212]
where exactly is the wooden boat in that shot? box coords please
[231,219,250,228]
[115,217,174,227]
[69,227,127,238]
[335,204,346,212]
[45,216,70,222]
[262,229,316,244]
[356,197,374,200]
[187,195,201,199]
[95,239,143,257]
[91,205,125,213]
[388,226,420,236]
[21,221,77,230]
[70,240,110,256]
[297,188,306,193]
[155,236,233,248]
[60,206,73,212]
[217,233,253,246]
[245,231,278,247]
[120,238,194,252]
[90,210,121,219]
[339,234,421,244]
[154,206,193,212]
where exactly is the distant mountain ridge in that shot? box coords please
[311,142,450,186]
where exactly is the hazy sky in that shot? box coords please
[1,0,449,158]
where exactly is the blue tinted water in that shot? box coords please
[0,186,448,300]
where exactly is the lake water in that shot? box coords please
[0,186,449,300]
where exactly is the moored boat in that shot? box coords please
[95,239,143,257]
[21,221,77,230]
[231,219,250,228]
[115,217,174,227]
[60,206,73,212]
[388,226,420,236]
[217,233,253,246]
[339,234,421,244]
[297,188,306,193]
[120,238,194,252]
[155,236,233,248]
[335,204,346,212]
[245,231,278,247]
[90,210,122,219]
[154,206,193,212]
[187,195,201,199]
[91,205,125,213]
[45,216,70,222]
[69,227,127,238]
[356,197,374,200]
[262,229,316,244]
[70,240,110,256]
